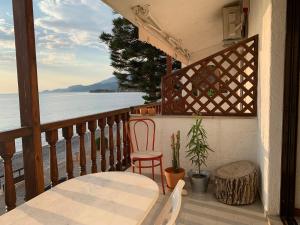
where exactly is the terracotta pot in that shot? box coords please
[140,108,148,115]
[164,167,185,189]
[147,108,156,115]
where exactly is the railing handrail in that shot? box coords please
[130,102,161,109]
[0,102,161,141]
[41,107,131,132]
[0,127,32,142]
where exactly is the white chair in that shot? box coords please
[154,180,185,225]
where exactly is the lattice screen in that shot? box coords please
[162,35,258,116]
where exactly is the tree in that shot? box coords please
[100,16,180,102]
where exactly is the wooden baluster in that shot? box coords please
[107,116,115,171]
[76,123,87,176]
[115,115,122,171]
[62,126,74,179]
[121,113,128,166]
[130,107,135,114]
[126,112,131,166]
[0,141,16,211]
[98,118,106,172]
[88,120,97,173]
[45,130,59,186]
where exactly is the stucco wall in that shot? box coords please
[130,115,258,176]
[248,0,286,215]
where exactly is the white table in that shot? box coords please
[0,172,159,225]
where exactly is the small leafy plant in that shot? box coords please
[186,116,213,174]
[171,130,181,173]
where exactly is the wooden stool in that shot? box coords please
[215,160,258,205]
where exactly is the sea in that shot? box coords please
[0,92,144,151]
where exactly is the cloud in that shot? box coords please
[0,0,115,93]
[0,18,15,63]
[35,0,114,50]
[0,18,14,36]
[0,39,14,49]
[37,51,76,65]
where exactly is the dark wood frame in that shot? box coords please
[295,208,300,217]
[12,0,44,200]
[280,0,300,224]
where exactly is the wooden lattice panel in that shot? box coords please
[162,35,258,116]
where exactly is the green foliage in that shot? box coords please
[186,116,213,174]
[207,89,215,97]
[171,131,181,172]
[100,16,181,103]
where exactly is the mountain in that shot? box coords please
[43,77,119,93]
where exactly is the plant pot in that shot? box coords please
[140,108,148,115]
[188,170,210,193]
[164,167,185,189]
[147,108,156,115]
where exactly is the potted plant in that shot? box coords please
[164,131,185,189]
[186,116,213,192]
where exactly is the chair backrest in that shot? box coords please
[154,180,185,225]
[128,118,156,152]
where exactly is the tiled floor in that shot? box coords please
[141,173,268,225]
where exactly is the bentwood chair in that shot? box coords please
[154,180,185,225]
[128,118,165,194]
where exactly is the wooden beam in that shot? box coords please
[295,208,300,217]
[280,0,300,223]
[12,0,44,200]
[166,55,172,75]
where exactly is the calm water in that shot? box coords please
[0,92,144,151]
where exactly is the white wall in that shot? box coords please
[248,0,286,215]
[131,115,258,175]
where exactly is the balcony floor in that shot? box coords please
[1,166,268,225]
[137,171,268,225]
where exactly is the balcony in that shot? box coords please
[0,105,269,225]
[0,33,271,224]
[0,0,298,223]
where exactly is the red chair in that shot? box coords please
[128,118,165,194]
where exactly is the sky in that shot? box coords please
[0,0,115,93]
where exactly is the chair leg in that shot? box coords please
[138,160,142,174]
[159,158,165,195]
[152,160,154,180]
[132,161,135,173]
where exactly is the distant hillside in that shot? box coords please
[43,77,119,93]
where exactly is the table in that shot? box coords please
[0,172,159,225]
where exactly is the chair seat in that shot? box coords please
[131,151,162,159]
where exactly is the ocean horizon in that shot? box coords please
[0,92,145,151]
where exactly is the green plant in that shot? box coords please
[171,130,181,172]
[207,88,215,97]
[186,116,213,174]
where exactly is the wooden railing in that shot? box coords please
[162,35,258,116]
[130,102,162,115]
[0,103,161,212]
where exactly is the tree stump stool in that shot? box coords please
[215,160,258,205]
